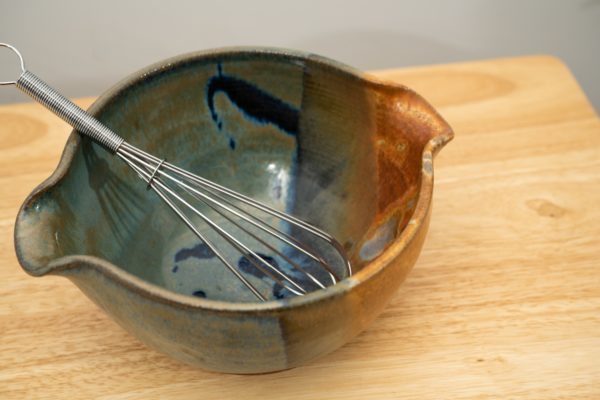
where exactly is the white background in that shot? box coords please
[1,0,599,110]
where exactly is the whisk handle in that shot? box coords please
[15,70,125,152]
[1,42,123,151]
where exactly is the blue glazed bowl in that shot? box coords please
[14,47,453,373]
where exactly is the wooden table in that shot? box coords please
[1,56,599,399]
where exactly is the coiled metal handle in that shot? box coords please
[1,43,124,152]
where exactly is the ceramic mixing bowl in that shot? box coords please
[14,47,453,373]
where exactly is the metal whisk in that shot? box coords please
[1,43,351,301]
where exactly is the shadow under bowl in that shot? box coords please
[14,47,453,373]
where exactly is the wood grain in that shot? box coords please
[1,55,599,399]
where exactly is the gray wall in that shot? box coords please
[1,0,599,111]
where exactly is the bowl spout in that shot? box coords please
[15,183,67,277]
[374,80,453,157]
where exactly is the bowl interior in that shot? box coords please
[31,50,428,302]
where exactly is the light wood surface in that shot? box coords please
[1,55,599,399]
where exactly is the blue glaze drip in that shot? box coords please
[172,265,179,273]
[238,253,296,299]
[175,243,215,262]
[206,73,299,135]
[204,63,301,225]
[229,137,236,150]
[273,283,287,299]
[272,184,282,199]
[192,290,207,298]
[238,253,278,277]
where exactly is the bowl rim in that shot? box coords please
[14,46,453,313]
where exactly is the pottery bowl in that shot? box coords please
[14,48,452,373]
